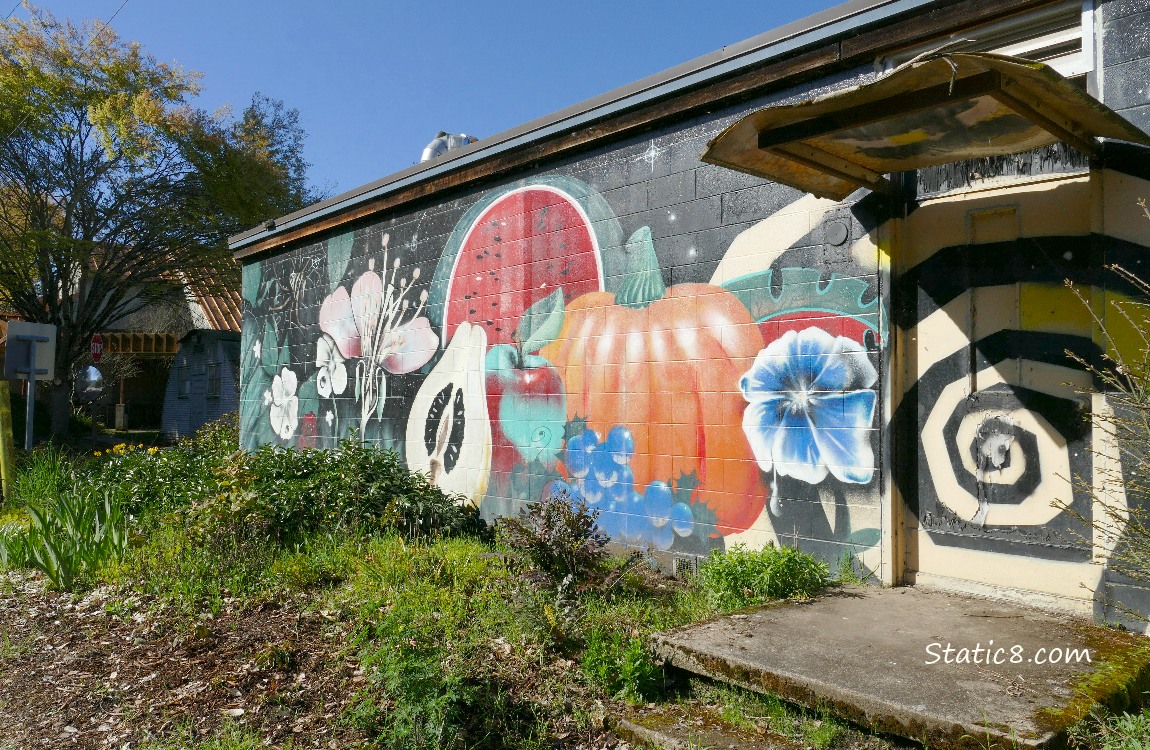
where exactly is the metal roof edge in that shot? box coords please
[229,0,940,256]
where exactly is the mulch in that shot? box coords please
[0,572,631,749]
[0,572,366,749]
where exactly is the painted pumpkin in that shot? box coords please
[540,227,766,535]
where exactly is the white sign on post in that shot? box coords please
[3,322,56,381]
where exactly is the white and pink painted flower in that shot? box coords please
[315,234,438,436]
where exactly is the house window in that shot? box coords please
[177,363,190,399]
[207,362,221,399]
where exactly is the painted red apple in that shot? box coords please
[485,343,566,469]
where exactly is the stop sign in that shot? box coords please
[91,334,103,363]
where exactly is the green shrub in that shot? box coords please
[496,489,608,589]
[203,439,486,546]
[84,417,237,519]
[581,628,662,702]
[696,543,829,611]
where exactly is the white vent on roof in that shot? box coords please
[420,132,478,163]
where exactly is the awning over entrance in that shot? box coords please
[701,52,1150,201]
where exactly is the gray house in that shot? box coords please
[160,330,241,439]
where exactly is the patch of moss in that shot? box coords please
[1035,623,1150,736]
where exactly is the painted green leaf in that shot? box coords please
[260,325,278,377]
[846,527,881,548]
[298,373,320,419]
[515,289,565,354]
[328,231,354,290]
[240,316,259,380]
[241,263,263,307]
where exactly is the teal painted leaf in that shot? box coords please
[242,263,263,307]
[261,321,281,377]
[515,289,565,354]
[240,316,259,381]
[298,374,320,419]
[328,231,354,290]
[846,527,881,548]
[258,420,279,446]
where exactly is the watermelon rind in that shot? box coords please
[427,175,626,349]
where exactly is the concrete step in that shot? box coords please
[651,585,1150,750]
[613,702,804,750]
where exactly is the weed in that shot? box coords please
[0,520,29,569]
[695,543,829,611]
[0,630,31,660]
[342,535,539,749]
[265,534,358,591]
[834,552,874,585]
[9,444,74,511]
[693,680,846,749]
[114,521,276,615]
[135,720,267,749]
[20,488,129,590]
[496,489,608,589]
[581,628,662,702]
[1070,708,1150,750]
[253,641,298,672]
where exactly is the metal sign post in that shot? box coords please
[15,334,49,450]
[4,322,57,451]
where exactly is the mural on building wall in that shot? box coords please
[240,169,889,563]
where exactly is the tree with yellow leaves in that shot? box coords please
[0,5,316,435]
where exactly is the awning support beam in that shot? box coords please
[770,142,895,194]
[990,78,1099,156]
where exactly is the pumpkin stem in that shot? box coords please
[616,226,667,309]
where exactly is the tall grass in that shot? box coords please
[695,543,829,611]
[9,444,73,511]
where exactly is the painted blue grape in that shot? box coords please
[642,480,673,527]
[592,447,624,488]
[564,432,594,478]
[606,425,634,465]
[670,502,694,537]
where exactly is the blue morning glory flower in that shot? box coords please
[739,327,877,485]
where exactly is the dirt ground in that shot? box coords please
[0,572,632,749]
[0,572,369,748]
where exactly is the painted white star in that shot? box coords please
[325,410,334,427]
[638,141,665,172]
[253,340,261,360]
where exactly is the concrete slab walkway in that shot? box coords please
[652,585,1150,750]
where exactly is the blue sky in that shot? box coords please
[12,1,840,196]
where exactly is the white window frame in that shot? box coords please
[877,0,1096,93]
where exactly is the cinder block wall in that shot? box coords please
[1100,0,1150,130]
[238,67,893,576]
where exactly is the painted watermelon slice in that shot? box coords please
[428,176,625,348]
